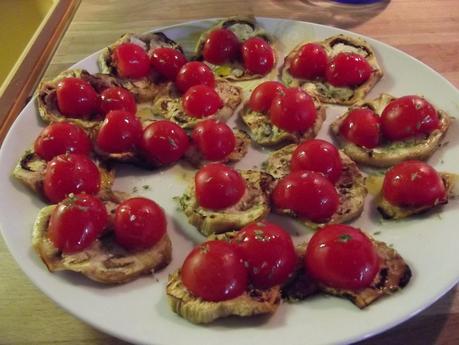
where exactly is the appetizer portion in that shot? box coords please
[33,194,172,284]
[240,82,326,146]
[330,93,451,167]
[177,163,274,236]
[264,140,367,227]
[280,34,383,105]
[194,16,275,80]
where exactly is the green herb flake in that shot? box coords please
[338,234,352,243]
[373,231,381,235]
[142,185,151,190]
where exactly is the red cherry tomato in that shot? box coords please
[383,160,446,208]
[192,119,236,161]
[291,139,342,184]
[114,197,167,250]
[241,37,275,75]
[48,194,108,253]
[56,77,99,118]
[305,224,380,290]
[175,61,216,93]
[248,81,287,113]
[181,240,248,302]
[195,163,246,210]
[381,95,440,141]
[150,47,187,81]
[326,52,372,87]
[272,171,339,222]
[112,42,151,79]
[43,154,101,203]
[269,87,317,133]
[234,221,297,289]
[289,43,328,80]
[202,28,240,65]
[34,122,92,161]
[339,107,381,149]
[141,120,189,165]
[182,85,223,118]
[96,110,143,154]
[100,87,137,115]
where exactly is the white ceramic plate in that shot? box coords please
[1,18,458,345]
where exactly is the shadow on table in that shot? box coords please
[268,0,390,29]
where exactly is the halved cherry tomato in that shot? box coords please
[272,171,339,222]
[114,197,167,250]
[291,139,342,184]
[202,28,240,65]
[100,87,137,115]
[248,81,287,113]
[96,110,143,153]
[56,77,99,118]
[150,47,187,81]
[269,87,317,133]
[381,95,440,141]
[141,120,189,165]
[339,107,381,149]
[112,42,151,79]
[48,193,108,253]
[234,221,297,289]
[289,43,328,80]
[195,163,246,210]
[181,240,248,302]
[43,154,101,203]
[34,122,92,161]
[382,160,446,207]
[326,52,372,87]
[182,85,223,118]
[175,61,216,93]
[241,37,275,75]
[191,119,236,161]
[305,224,380,290]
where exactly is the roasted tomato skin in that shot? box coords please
[182,85,223,118]
[150,47,187,81]
[112,42,151,79]
[289,43,328,80]
[56,77,99,118]
[339,107,381,149]
[175,61,216,93]
[241,37,275,75]
[191,119,236,161]
[202,28,241,65]
[326,52,372,87]
[248,81,287,113]
[100,87,137,115]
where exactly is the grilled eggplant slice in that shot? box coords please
[167,270,280,324]
[178,170,275,236]
[330,93,451,168]
[33,202,172,284]
[263,144,367,227]
[280,34,383,105]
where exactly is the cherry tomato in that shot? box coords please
[56,77,99,118]
[382,160,446,208]
[34,122,92,161]
[150,47,187,81]
[96,110,143,153]
[291,139,342,184]
[202,28,240,65]
[305,224,380,290]
[234,221,297,289]
[241,37,275,75]
[272,171,339,222]
[182,85,223,118]
[100,87,137,115]
[43,154,101,203]
[381,95,440,141]
[339,107,381,149]
[248,81,287,113]
[181,240,248,302]
[48,193,108,253]
[114,197,167,250]
[112,42,151,79]
[326,52,372,87]
[195,163,246,210]
[175,61,216,93]
[269,87,317,133]
[191,119,236,161]
[141,120,189,165]
[289,43,328,80]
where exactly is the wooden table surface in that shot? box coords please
[1,0,459,344]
